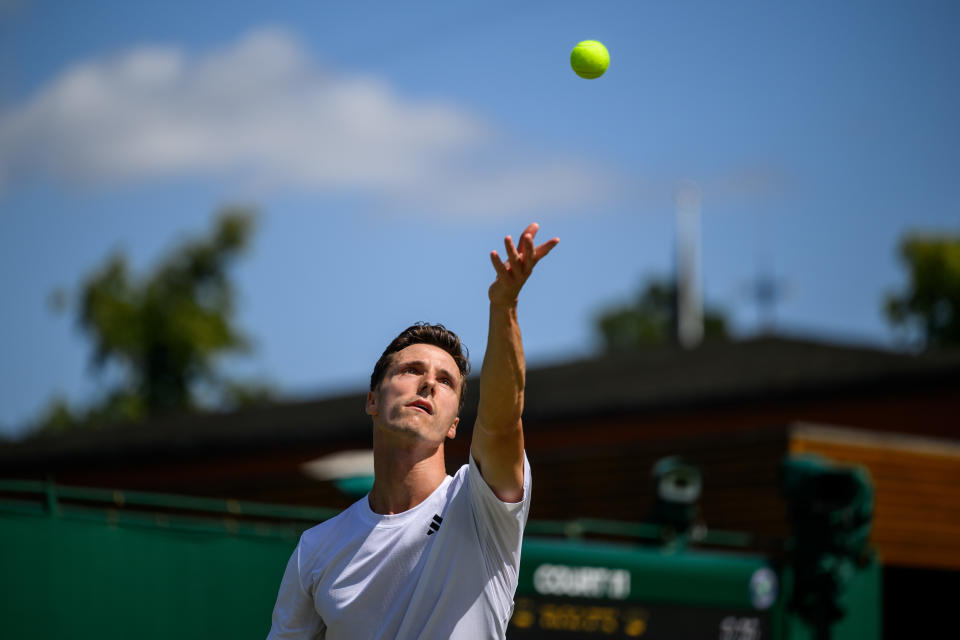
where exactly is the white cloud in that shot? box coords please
[0,27,622,217]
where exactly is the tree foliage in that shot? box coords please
[595,278,729,351]
[886,233,960,348]
[36,208,272,433]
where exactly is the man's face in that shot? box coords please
[366,343,462,444]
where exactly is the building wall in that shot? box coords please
[790,424,960,570]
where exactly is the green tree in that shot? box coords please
[886,233,960,348]
[595,278,729,351]
[36,208,272,433]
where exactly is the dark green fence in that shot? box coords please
[0,480,331,640]
[0,480,879,639]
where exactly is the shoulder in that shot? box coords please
[467,450,531,505]
[298,498,366,562]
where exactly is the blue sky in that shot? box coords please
[1,1,958,438]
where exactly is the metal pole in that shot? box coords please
[675,180,703,349]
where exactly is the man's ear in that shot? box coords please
[446,416,459,440]
[365,390,378,416]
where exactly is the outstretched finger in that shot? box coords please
[533,237,560,262]
[520,233,536,274]
[489,251,509,278]
[504,235,522,272]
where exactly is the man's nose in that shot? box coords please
[418,374,436,395]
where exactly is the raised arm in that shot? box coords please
[471,223,558,502]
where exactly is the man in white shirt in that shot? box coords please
[267,223,559,639]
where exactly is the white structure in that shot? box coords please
[675,180,703,349]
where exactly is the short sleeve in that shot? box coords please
[467,450,532,574]
[266,542,326,640]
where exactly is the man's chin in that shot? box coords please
[380,419,433,442]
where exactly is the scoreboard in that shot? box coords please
[509,538,781,639]
[509,597,769,639]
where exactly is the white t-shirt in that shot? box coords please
[267,452,531,640]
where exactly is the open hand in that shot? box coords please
[488,223,559,306]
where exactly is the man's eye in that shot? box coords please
[440,378,453,387]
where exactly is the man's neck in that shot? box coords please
[368,431,449,515]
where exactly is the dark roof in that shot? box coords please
[2,336,959,468]
[521,336,960,421]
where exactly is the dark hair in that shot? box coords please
[370,323,471,413]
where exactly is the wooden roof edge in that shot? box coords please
[789,421,960,459]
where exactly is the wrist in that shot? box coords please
[489,299,519,311]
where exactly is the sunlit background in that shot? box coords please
[2,0,958,439]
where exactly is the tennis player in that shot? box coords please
[267,223,558,639]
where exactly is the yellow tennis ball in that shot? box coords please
[570,40,609,79]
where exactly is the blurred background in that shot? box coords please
[1,1,958,638]
[1,0,957,436]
